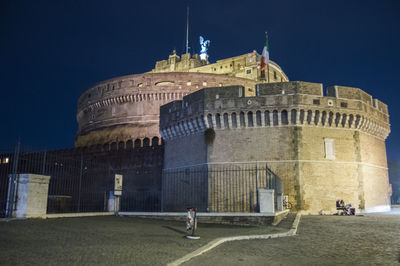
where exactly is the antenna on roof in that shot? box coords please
[185,5,190,54]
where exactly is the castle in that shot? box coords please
[75,50,287,147]
[75,50,391,214]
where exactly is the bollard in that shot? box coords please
[185,207,200,239]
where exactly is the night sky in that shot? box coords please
[1,1,399,160]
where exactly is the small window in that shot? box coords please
[187,82,191,86]
[203,82,207,86]
[246,69,251,74]
[324,138,335,160]
[238,87,243,97]
[313,99,320,105]
[274,71,277,80]
[340,102,348,108]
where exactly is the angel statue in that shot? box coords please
[199,36,210,61]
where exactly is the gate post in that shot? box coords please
[259,188,275,213]
[14,174,51,218]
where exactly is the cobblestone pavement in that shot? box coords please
[0,215,288,266]
[184,214,400,266]
[1,213,399,265]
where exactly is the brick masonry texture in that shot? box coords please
[160,81,391,214]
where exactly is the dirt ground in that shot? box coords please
[0,213,399,266]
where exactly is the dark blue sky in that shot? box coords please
[1,0,399,160]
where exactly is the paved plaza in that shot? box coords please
[0,213,399,265]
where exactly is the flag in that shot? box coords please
[260,33,269,71]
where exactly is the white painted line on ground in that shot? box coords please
[119,211,288,217]
[167,213,302,266]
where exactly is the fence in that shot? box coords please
[0,143,164,218]
[162,163,283,212]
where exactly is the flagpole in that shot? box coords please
[186,6,189,54]
[266,32,269,83]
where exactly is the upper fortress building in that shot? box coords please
[75,50,287,147]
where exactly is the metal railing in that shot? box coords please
[0,143,164,217]
[162,162,283,212]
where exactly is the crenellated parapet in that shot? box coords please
[160,82,390,141]
[76,72,257,147]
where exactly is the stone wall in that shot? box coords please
[76,73,256,147]
[160,82,391,213]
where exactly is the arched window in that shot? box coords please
[273,110,278,126]
[223,113,229,129]
[231,113,238,128]
[118,141,125,150]
[265,111,270,126]
[207,114,213,128]
[126,140,133,150]
[256,111,262,126]
[307,110,312,124]
[299,110,305,124]
[291,109,297,125]
[335,113,341,127]
[341,114,347,127]
[151,137,159,146]
[143,138,150,147]
[348,114,354,128]
[328,112,334,126]
[200,115,205,128]
[321,111,327,126]
[281,110,288,125]
[314,110,320,125]
[247,111,254,127]
[355,115,361,128]
[216,113,222,129]
[111,142,118,151]
[134,138,141,148]
[240,112,245,128]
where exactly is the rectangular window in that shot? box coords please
[313,99,320,105]
[340,102,348,108]
[246,69,251,74]
[238,87,244,97]
[324,138,335,160]
[274,71,277,80]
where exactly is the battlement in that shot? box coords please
[159,82,390,141]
